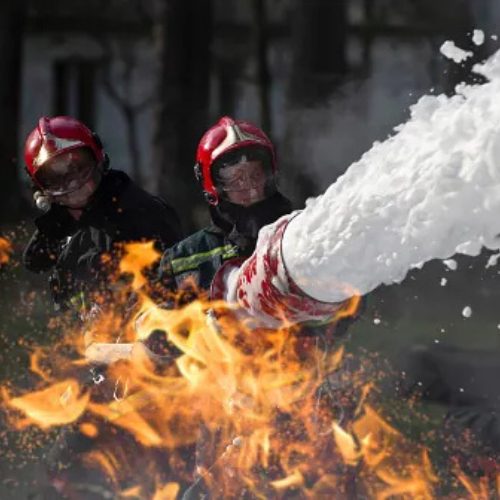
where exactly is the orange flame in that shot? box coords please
[3,380,89,429]
[6,239,499,498]
[118,241,161,290]
[152,483,180,500]
[0,236,12,267]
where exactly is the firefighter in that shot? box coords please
[152,116,292,297]
[23,116,182,316]
[143,116,363,357]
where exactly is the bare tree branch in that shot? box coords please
[91,33,156,186]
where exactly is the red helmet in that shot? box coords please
[24,116,106,189]
[194,116,277,205]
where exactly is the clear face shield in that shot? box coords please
[213,147,275,207]
[35,148,101,208]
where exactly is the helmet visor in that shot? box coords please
[35,148,97,196]
[213,147,275,206]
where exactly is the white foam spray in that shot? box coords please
[280,48,500,303]
[440,40,473,63]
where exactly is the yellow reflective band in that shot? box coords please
[68,291,87,310]
[171,244,238,274]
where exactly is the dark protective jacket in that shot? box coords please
[153,190,295,302]
[156,225,244,296]
[24,170,182,312]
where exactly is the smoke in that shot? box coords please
[282,32,497,195]
[283,40,437,193]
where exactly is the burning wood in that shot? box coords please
[85,342,133,365]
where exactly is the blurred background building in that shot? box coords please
[1,0,497,231]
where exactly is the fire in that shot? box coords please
[118,240,161,290]
[152,483,180,500]
[0,236,12,267]
[3,380,89,429]
[4,240,500,498]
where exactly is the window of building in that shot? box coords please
[52,58,98,127]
